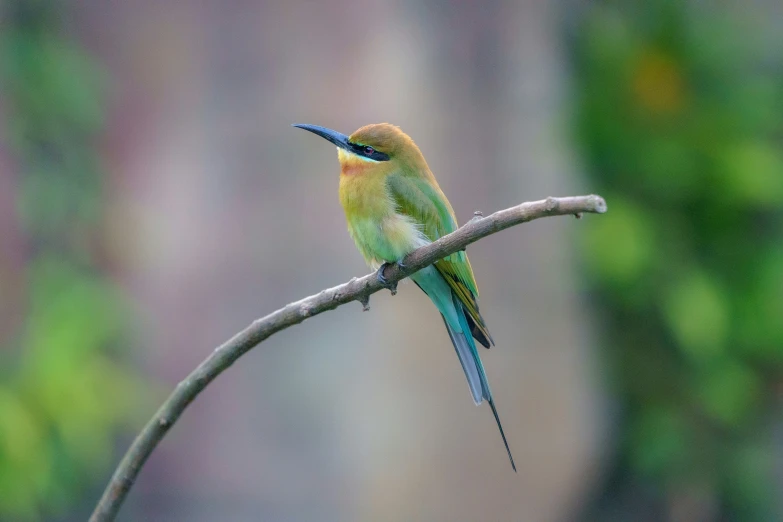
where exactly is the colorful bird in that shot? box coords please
[294,122,516,471]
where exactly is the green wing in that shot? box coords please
[387,173,494,347]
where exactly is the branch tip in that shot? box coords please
[591,195,608,213]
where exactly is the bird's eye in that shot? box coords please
[363,146,374,155]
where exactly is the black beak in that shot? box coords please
[292,124,351,152]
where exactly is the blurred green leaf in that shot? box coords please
[736,248,783,361]
[724,441,777,521]
[694,361,760,426]
[0,388,50,519]
[629,406,689,477]
[582,196,656,288]
[715,142,783,207]
[663,270,729,362]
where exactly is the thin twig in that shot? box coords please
[89,194,607,522]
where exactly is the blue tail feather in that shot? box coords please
[411,266,516,471]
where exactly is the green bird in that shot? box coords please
[294,122,515,471]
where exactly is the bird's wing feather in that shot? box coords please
[387,173,494,347]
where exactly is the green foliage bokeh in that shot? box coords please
[572,1,783,520]
[0,1,149,518]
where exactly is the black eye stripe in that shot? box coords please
[347,141,390,162]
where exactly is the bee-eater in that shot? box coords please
[293,122,515,471]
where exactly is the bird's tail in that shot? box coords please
[441,294,516,472]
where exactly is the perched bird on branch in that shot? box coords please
[293,122,515,471]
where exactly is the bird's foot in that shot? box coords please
[376,262,398,295]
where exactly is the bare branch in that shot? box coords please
[89,194,607,522]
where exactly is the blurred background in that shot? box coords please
[1,0,782,520]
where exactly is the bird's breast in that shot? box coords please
[338,170,390,217]
[339,173,428,266]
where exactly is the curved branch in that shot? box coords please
[89,194,607,522]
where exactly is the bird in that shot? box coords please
[293,122,516,471]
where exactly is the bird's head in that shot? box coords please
[293,122,427,176]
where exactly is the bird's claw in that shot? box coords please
[376,262,398,295]
[376,263,389,284]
